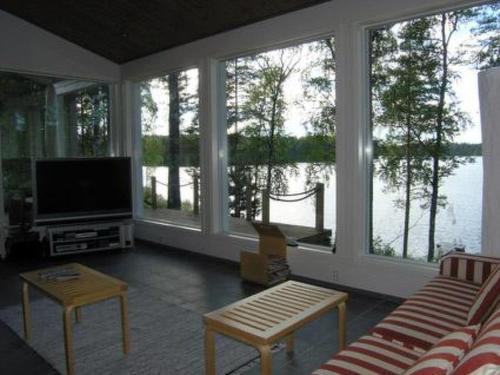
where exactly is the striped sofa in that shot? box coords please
[312,252,500,375]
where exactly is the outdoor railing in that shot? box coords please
[149,175,200,215]
[147,177,325,232]
[261,183,325,231]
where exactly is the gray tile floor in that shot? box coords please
[0,240,401,375]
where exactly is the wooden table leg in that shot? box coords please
[119,293,130,354]
[204,327,216,375]
[63,307,75,375]
[75,307,81,324]
[338,301,346,351]
[22,282,31,342]
[258,345,272,375]
[286,334,295,354]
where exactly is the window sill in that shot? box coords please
[360,253,439,270]
[224,230,333,254]
[135,217,201,232]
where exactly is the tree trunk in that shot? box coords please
[167,72,181,209]
[66,95,79,156]
[428,15,449,262]
[233,59,242,217]
[403,122,412,259]
[266,83,282,191]
[79,95,86,156]
[368,39,375,254]
[92,97,100,155]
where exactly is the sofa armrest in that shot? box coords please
[439,251,500,285]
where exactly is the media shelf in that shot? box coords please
[47,221,134,256]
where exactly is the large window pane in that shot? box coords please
[0,72,111,226]
[369,3,498,262]
[140,68,200,227]
[225,38,336,248]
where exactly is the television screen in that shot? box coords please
[34,157,132,224]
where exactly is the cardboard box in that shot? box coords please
[240,222,289,286]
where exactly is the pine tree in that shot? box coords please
[226,57,258,218]
[369,27,397,255]
[470,2,500,70]
[157,71,195,210]
[301,38,337,188]
[425,12,470,262]
[242,50,299,195]
[376,18,438,258]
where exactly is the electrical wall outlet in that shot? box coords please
[332,270,339,282]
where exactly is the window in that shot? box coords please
[0,71,111,225]
[139,68,200,227]
[369,3,498,262]
[225,38,336,247]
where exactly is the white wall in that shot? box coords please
[0,10,119,81]
[124,0,496,298]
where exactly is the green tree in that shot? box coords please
[425,12,470,262]
[166,72,181,209]
[242,50,299,195]
[301,38,337,188]
[369,27,398,254]
[376,18,438,258]
[142,135,163,166]
[140,81,158,134]
[156,71,197,210]
[470,2,500,70]
[371,11,472,261]
[226,57,258,218]
[72,85,110,157]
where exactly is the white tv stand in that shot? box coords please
[45,220,134,257]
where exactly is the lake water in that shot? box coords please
[143,157,482,259]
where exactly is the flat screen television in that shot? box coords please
[34,157,132,225]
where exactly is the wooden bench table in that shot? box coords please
[203,280,348,375]
[20,263,129,375]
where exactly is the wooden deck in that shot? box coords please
[143,208,332,246]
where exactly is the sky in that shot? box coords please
[144,11,492,145]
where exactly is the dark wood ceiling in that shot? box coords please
[0,0,330,64]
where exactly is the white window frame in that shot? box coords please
[130,66,203,231]
[216,34,339,252]
[359,0,491,263]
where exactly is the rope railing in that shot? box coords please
[264,186,319,203]
[261,183,325,231]
[268,186,319,197]
[149,175,200,215]
[148,176,325,232]
[154,178,194,188]
[154,179,168,187]
[268,191,317,203]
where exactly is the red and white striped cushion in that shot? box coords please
[440,253,500,285]
[453,308,500,374]
[311,335,422,375]
[467,266,500,325]
[372,277,480,351]
[402,325,479,375]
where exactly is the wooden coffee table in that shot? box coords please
[203,280,348,375]
[20,263,129,375]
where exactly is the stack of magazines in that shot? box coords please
[39,267,81,281]
[267,254,290,283]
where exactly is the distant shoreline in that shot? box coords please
[142,134,482,167]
